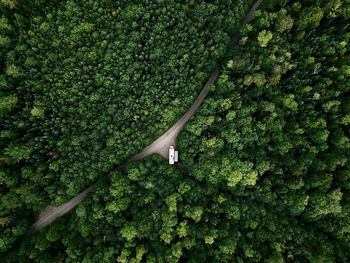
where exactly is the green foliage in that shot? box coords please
[1,0,350,262]
[0,95,17,116]
[1,0,256,202]
[297,5,324,30]
[176,0,350,261]
[0,35,11,48]
[4,142,32,162]
[275,13,294,33]
[257,29,273,47]
[30,106,44,117]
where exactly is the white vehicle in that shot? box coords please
[169,146,178,165]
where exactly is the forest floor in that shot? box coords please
[29,0,264,233]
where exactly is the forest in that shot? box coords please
[1,0,350,262]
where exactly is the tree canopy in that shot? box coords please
[1,0,350,262]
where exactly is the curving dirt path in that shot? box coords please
[29,184,97,233]
[29,0,264,234]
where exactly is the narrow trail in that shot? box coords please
[29,184,97,233]
[29,0,264,234]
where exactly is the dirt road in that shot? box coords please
[29,0,264,233]
[29,184,97,233]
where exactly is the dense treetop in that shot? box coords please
[1,0,350,262]
[177,0,350,261]
[1,0,254,256]
[2,0,255,201]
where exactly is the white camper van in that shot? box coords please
[169,146,178,165]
